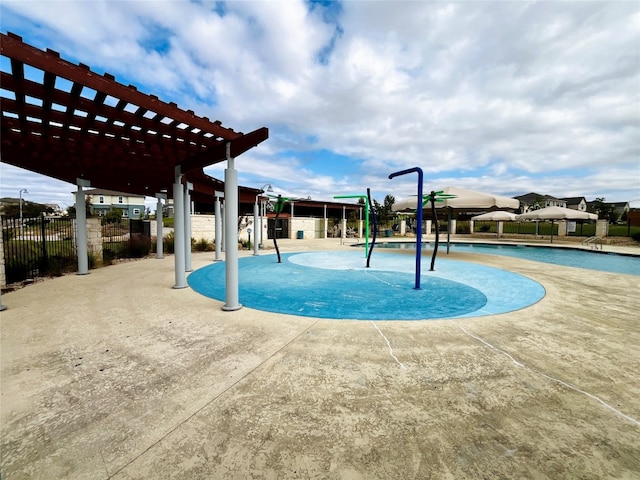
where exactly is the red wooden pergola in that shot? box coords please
[1,32,269,301]
[0,32,268,205]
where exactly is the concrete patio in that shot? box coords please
[1,238,639,479]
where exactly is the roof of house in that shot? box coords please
[84,188,145,198]
[560,197,586,204]
[513,192,561,204]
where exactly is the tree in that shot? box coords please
[376,194,395,227]
[1,200,53,218]
[591,197,614,221]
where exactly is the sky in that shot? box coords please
[1,0,639,212]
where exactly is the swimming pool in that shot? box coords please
[374,241,640,276]
[188,251,545,320]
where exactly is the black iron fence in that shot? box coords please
[102,219,151,262]
[2,216,77,283]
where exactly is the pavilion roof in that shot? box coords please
[0,32,268,203]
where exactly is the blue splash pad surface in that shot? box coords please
[188,251,545,320]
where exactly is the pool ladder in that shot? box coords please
[582,236,604,250]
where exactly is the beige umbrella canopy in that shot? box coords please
[471,211,518,221]
[516,206,597,243]
[393,187,519,212]
[515,206,597,221]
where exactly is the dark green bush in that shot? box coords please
[128,235,151,258]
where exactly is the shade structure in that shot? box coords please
[471,211,518,222]
[393,187,519,212]
[393,187,520,254]
[515,206,597,221]
[516,206,597,243]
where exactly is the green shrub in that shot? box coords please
[194,238,212,251]
[479,224,491,232]
[632,232,640,242]
[164,231,175,254]
[102,209,123,225]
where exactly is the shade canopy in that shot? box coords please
[471,211,517,222]
[516,206,597,221]
[393,187,519,212]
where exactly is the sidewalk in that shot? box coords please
[1,238,639,479]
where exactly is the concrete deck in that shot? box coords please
[1,238,639,479]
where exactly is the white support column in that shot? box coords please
[155,193,166,259]
[497,221,504,238]
[426,220,432,236]
[253,202,260,256]
[214,191,224,261]
[75,178,91,275]
[223,144,242,311]
[184,182,193,272]
[221,204,225,252]
[324,204,328,238]
[173,168,187,289]
[469,220,475,234]
[341,206,346,243]
[358,207,363,239]
[400,219,406,235]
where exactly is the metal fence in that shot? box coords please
[102,219,151,262]
[1,216,77,284]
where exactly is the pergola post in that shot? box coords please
[222,143,242,311]
[253,202,259,256]
[155,193,166,259]
[341,206,347,243]
[358,207,363,239]
[75,178,90,275]
[173,168,187,289]
[214,191,224,261]
[324,204,328,238]
[184,181,193,272]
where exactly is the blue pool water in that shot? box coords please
[374,242,640,276]
[188,251,545,320]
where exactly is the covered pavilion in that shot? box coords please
[0,32,268,309]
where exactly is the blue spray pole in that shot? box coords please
[388,167,423,289]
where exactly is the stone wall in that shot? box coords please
[289,218,324,239]
[86,218,103,258]
[190,215,217,243]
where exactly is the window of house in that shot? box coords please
[118,196,123,204]
[122,210,129,218]
[99,196,104,204]
[133,208,140,215]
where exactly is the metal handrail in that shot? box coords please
[582,236,604,250]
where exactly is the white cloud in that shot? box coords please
[1,0,638,207]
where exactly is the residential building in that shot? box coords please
[513,193,566,212]
[560,197,588,212]
[84,189,146,218]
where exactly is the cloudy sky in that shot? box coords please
[1,0,639,211]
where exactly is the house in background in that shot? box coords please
[560,196,588,212]
[513,192,567,212]
[84,188,146,218]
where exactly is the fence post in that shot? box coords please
[40,216,48,272]
[0,218,6,289]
